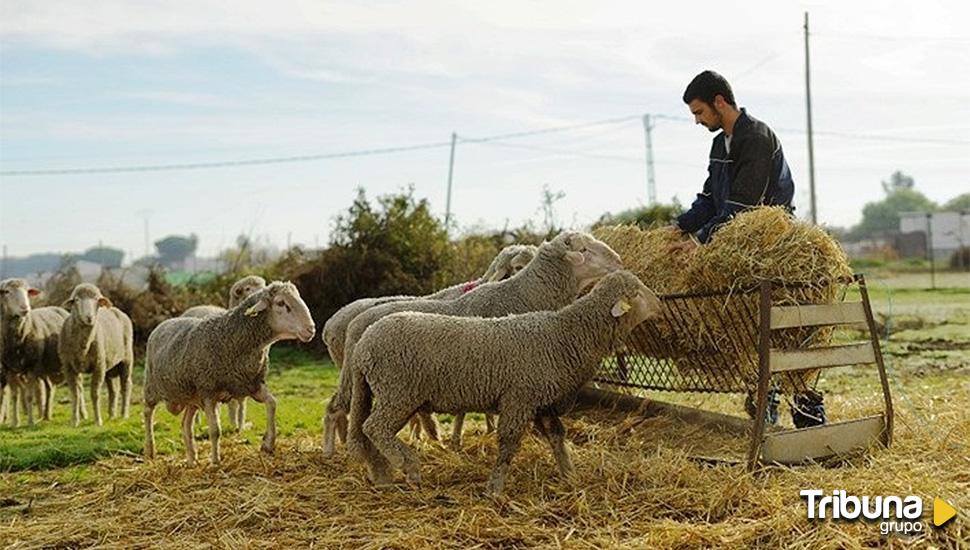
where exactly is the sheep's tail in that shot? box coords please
[346,369,373,458]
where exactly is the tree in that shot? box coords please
[539,185,566,234]
[881,170,915,194]
[943,193,970,211]
[154,234,199,267]
[80,246,124,268]
[593,200,684,229]
[850,189,936,239]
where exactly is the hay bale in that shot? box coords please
[599,208,853,394]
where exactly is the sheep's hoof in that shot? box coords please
[260,441,275,454]
[321,446,335,459]
[449,441,462,453]
[405,470,421,486]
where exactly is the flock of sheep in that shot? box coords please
[0,231,662,494]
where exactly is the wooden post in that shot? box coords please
[746,280,774,470]
[858,274,894,447]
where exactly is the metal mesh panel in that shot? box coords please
[595,280,851,394]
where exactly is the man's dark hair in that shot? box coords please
[683,70,736,107]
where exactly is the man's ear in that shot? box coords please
[564,250,585,266]
[611,298,631,318]
[97,296,113,309]
[27,288,41,297]
[245,298,269,317]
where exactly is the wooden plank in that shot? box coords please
[761,415,885,464]
[770,342,876,373]
[770,302,868,329]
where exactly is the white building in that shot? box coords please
[899,211,970,258]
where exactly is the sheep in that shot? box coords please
[347,270,662,494]
[0,278,69,427]
[143,281,315,465]
[57,283,135,427]
[320,244,537,456]
[181,275,268,431]
[329,231,622,456]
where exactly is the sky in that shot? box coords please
[1,0,968,260]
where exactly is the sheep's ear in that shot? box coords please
[62,298,75,309]
[488,267,509,282]
[611,299,632,318]
[641,289,663,320]
[564,250,585,266]
[245,298,269,317]
[27,288,41,297]
[97,296,113,309]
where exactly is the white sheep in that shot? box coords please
[181,275,268,431]
[320,244,537,456]
[143,281,315,465]
[58,283,135,427]
[347,270,662,494]
[0,278,69,426]
[332,232,622,455]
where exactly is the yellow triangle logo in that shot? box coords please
[934,497,957,527]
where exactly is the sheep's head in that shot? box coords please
[0,278,40,319]
[228,275,267,308]
[596,271,662,328]
[552,232,624,290]
[485,244,539,282]
[62,283,112,327]
[244,281,316,343]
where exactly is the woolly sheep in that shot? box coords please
[181,275,268,431]
[58,283,135,427]
[331,232,622,454]
[347,270,662,494]
[0,278,69,427]
[143,281,315,465]
[320,244,537,456]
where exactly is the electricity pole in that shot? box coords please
[444,132,457,230]
[642,114,657,206]
[804,11,818,224]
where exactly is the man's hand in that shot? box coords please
[665,224,699,255]
[669,238,698,255]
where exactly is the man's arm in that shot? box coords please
[695,133,774,243]
[675,171,716,234]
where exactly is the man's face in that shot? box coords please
[688,98,723,133]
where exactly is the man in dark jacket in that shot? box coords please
[670,70,825,428]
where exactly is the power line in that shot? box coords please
[0,115,641,177]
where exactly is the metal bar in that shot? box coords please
[747,281,775,471]
[858,275,894,447]
[770,302,868,329]
[769,343,876,373]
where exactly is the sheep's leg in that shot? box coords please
[67,372,82,427]
[0,385,6,424]
[181,405,199,465]
[485,414,496,434]
[407,415,423,441]
[43,376,57,420]
[347,373,392,486]
[227,399,240,431]
[238,398,249,431]
[487,412,529,496]
[121,364,132,419]
[450,413,465,452]
[9,377,21,428]
[534,415,574,478]
[363,405,422,486]
[322,370,352,457]
[143,401,157,459]
[78,388,88,420]
[202,398,221,465]
[252,384,277,454]
[90,368,105,426]
[23,376,36,426]
[106,376,118,419]
[418,412,440,442]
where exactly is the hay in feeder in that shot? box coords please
[597,208,853,394]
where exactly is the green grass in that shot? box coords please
[0,347,338,472]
